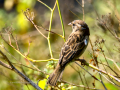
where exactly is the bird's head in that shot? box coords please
[68,20,90,35]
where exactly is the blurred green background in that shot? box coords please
[0,0,120,90]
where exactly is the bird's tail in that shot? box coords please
[47,64,64,86]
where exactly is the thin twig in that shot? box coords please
[89,38,107,89]
[70,64,85,87]
[23,10,47,39]
[69,10,81,19]
[0,50,42,90]
[86,62,120,82]
[106,57,120,72]
[0,60,11,69]
[56,0,65,41]
[75,62,101,82]
[37,0,52,11]
[75,59,120,83]
[61,80,98,90]
[82,0,85,21]
[82,72,89,89]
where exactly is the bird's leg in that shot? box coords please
[74,58,87,66]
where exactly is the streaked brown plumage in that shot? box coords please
[47,20,90,86]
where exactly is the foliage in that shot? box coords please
[0,0,120,90]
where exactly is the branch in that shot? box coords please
[76,59,120,83]
[61,80,98,90]
[0,50,42,90]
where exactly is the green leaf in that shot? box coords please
[38,75,49,90]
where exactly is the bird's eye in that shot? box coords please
[73,24,75,26]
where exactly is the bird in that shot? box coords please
[47,20,90,86]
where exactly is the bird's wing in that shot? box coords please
[59,34,88,67]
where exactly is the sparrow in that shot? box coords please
[47,20,90,86]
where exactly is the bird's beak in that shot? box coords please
[68,22,72,26]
